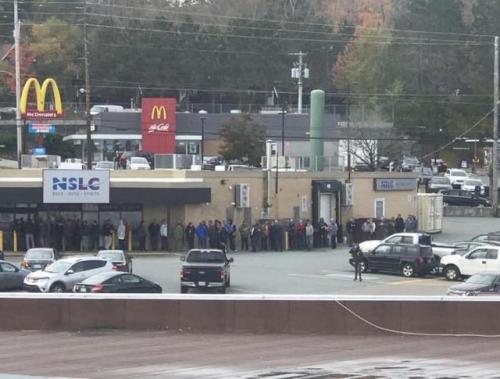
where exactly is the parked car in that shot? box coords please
[462,178,485,196]
[401,157,421,172]
[59,158,86,170]
[444,168,468,188]
[21,248,58,271]
[90,104,124,116]
[417,166,433,186]
[431,158,448,173]
[350,243,436,277]
[447,272,500,296]
[428,176,452,192]
[470,232,500,243]
[94,161,115,170]
[442,189,491,207]
[97,250,132,273]
[73,272,161,293]
[440,246,500,281]
[180,249,233,294]
[0,261,29,291]
[127,156,151,170]
[23,256,113,292]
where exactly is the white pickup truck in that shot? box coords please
[440,246,500,281]
[358,233,455,258]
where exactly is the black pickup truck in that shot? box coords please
[180,249,233,294]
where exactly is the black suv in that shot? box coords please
[351,243,436,277]
[180,249,233,294]
[442,190,491,207]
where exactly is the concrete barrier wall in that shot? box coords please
[2,294,500,335]
[443,206,495,217]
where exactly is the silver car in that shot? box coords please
[23,256,113,293]
[0,261,29,291]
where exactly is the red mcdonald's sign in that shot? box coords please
[141,98,176,153]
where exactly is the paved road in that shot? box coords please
[2,331,500,378]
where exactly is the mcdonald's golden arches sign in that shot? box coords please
[20,78,63,119]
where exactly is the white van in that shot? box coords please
[90,105,124,116]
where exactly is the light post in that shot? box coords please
[280,103,287,157]
[198,110,207,168]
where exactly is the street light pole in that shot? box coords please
[198,110,207,168]
[14,0,22,168]
[492,36,499,212]
[347,84,352,182]
[281,103,286,156]
[84,0,92,170]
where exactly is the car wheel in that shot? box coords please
[401,263,415,278]
[180,286,188,294]
[444,265,461,281]
[50,283,65,293]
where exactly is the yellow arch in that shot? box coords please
[20,77,63,115]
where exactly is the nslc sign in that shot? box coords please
[43,170,110,204]
[141,98,176,153]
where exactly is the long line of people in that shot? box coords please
[2,214,418,252]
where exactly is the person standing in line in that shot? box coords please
[395,214,405,233]
[148,220,160,251]
[287,219,296,250]
[318,218,328,248]
[135,221,146,251]
[239,222,250,251]
[173,221,184,252]
[296,220,305,250]
[272,220,283,252]
[25,217,35,250]
[261,222,269,251]
[350,243,363,282]
[305,220,314,251]
[195,221,208,248]
[90,221,100,250]
[330,219,338,249]
[361,219,371,242]
[346,219,356,247]
[102,220,114,249]
[207,220,216,248]
[378,217,388,239]
[81,220,90,251]
[369,218,376,239]
[117,219,127,250]
[160,219,169,251]
[250,222,261,252]
[185,222,195,250]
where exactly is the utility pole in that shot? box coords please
[347,84,352,182]
[84,0,92,170]
[14,0,22,168]
[492,36,499,212]
[281,103,286,156]
[290,51,309,114]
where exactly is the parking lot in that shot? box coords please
[5,217,500,296]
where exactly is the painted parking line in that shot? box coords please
[288,273,381,281]
[388,278,449,286]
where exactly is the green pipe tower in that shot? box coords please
[310,89,325,171]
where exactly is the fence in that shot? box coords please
[154,154,201,170]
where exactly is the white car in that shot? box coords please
[428,176,452,192]
[90,104,124,116]
[440,246,500,281]
[462,178,485,195]
[94,161,115,170]
[444,169,468,187]
[127,157,151,170]
[23,256,113,292]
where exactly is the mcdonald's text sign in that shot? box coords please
[141,98,176,153]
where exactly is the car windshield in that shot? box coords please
[131,157,148,164]
[465,273,497,286]
[45,260,72,273]
[25,250,52,260]
[96,162,114,169]
[432,177,449,184]
[451,170,467,176]
[98,252,124,261]
[186,250,225,263]
[465,180,482,186]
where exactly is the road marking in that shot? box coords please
[288,273,380,281]
[388,278,449,286]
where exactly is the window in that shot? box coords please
[404,246,420,257]
[401,236,414,244]
[487,249,498,259]
[392,246,405,256]
[83,260,107,270]
[70,262,86,273]
[0,262,16,272]
[468,249,488,260]
[386,236,402,244]
[373,245,391,255]
[121,274,141,284]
